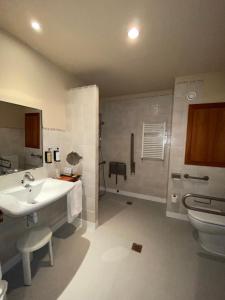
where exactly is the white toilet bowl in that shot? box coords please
[188,209,225,256]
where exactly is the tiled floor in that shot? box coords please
[4,193,225,300]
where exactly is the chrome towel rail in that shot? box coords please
[182,193,225,216]
[183,174,209,181]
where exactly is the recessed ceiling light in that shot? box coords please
[31,20,42,32]
[128,27,139,40]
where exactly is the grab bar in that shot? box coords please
[182,193,225,216]
[183,174,209,181]
[130,133,135,174]
[0,157,11,169]
[31,153,43,159]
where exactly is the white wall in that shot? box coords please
[167,72,225,215]
[0,102,24,128]
[0,29,80,130]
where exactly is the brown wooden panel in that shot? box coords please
[25,113,40,149]
[185,102,225,167]
[211,108,225,163]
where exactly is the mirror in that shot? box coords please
[66,152,82,166]
[0,101,43,175]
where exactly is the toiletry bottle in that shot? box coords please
[54,147,60,162]
[55,168,60,178]
[45,148,52,163]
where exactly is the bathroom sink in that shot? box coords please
[0,178,75,217]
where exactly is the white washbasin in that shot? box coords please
[0,178,75,217]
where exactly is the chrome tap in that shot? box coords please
[21,172,35,187]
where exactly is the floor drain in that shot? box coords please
[131,243,143,253]
[126,201,133,205]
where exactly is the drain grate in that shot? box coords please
[126,201,133,205]
[131,243,143,253]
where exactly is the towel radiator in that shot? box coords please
[141,122,166,160]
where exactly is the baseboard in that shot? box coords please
[100,186,166,203]
[2,253,22,275]
[166,211,188,221]
[2,214,81,275]
[51,214,68,232]
[73,217,83,230]
[81,219,98,232]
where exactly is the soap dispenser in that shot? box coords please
[45,148,52,163]
[54,148,60,162]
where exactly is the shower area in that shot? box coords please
[99,94,173,202]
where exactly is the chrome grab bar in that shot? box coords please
[183,174,209,181]
[31,153,43,159]
[182,193,225,216]
[0,157,11,169]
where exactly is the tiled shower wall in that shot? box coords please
[100,93,173,200]
[67,86,99,224]
[167,74,225,215]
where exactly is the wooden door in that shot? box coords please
[185,102,225,167]
[25,113,40,148]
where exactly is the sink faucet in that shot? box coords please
[21,172,35,187]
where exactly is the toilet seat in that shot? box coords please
[188,210,225,227]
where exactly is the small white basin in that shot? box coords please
[0,178,75,217]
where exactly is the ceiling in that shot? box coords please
[0,0,225,97]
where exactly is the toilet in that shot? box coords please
[188,209,225,256]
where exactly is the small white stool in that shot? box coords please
[17,226,54,286]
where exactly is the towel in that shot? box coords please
[67,180,82,223]
[0,280,8,299]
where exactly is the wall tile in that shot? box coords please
[100,94,173,199]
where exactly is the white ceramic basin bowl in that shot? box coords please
[0,178,75,217]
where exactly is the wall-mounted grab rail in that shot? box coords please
[183,174,209,181]
[182,193,225,216]
[0,157,11,169]
[31,153,43,159]
[130,133,135,174]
